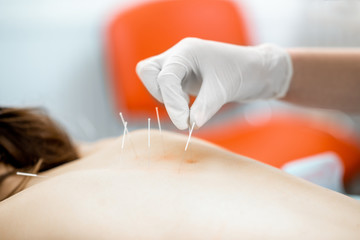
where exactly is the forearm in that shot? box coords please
[283,48,360,113]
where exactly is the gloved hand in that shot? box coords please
[136,37,293,130]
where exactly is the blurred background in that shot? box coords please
[1,0,360,142]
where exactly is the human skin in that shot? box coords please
[285,49,360,113]
[0,129,359,239]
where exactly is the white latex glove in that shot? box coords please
[136,37,293,130]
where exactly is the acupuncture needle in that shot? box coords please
[178,122,196,173]
[119,112,138,158]
[119,121,127,161]
[185,122,196,151]
[16,172,47,178]
[155,107,165,157]
[121,122,127,149]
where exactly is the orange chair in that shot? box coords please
[194,112,360,184]
[105,0,360,185]
[106,0,251,120]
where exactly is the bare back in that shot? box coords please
[0,130,359,239]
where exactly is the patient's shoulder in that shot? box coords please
[0,169,140,238]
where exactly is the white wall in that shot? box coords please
[243,0,360,47]
[0,0,136,141]
[1,0,359,141]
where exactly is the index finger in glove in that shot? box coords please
[136,58,164,103]
[157,59,190,130]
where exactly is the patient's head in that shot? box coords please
[0,107,79,199]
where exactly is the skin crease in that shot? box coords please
[0,129,359,239]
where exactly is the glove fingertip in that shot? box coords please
[136,61,165,103]
[174,120,189,130]
[170,110,190,130]
[165,105,190,130]
[190,95,225,129]
[189,108,206,129]
[135,59,144,73]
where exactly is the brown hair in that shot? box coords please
[0,107,79,200]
